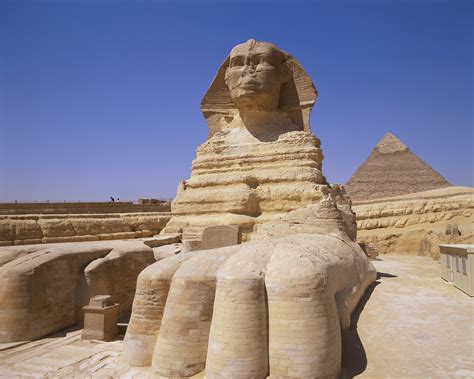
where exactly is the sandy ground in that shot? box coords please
[0,255,472,378]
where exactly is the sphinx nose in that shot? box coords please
[245,57,256,71]
[246,64,256,75]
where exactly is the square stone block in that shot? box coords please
[81,295,119,341]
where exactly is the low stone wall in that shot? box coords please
[0,212,171,246]
[0,201,170,215]
[353,186,474,260]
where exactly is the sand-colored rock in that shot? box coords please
[353,186,474,259]
[81,295,119,342]
[123,40,376,378]
[142,233,181,248]
[346,132,450,201]
[152,243,183,261]
[0,239,156,343]
[1,257,472,379]
[0,212,171,246]
[162,39,328,241]
[163,41,360,246]
[123,232,375,378]
[0,201,170,215]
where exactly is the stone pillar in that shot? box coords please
[81,295,119,341]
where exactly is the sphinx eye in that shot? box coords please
[230,57,243,67]
[257,55,275,68]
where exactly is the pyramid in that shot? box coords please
[345,132,450,201]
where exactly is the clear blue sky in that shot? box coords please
[1,0,472,202]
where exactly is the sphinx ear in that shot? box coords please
[280,61,292,83]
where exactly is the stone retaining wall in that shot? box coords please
[353,186,474,260]
[0,212,171,246]
[0,201,170,215]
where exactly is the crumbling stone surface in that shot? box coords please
[0,240,155,343]
[142,233,181,248]
[354,186,474,260]
[0,212,171,246]
[359,242,379,259]
[152,243,183,261]
[445,223,461,236]
[160,39,360,244]
[123,40,376,378]
[200,225,240,250]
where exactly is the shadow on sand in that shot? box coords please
[339,271,396,378]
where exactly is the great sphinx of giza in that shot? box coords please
[123,40,376,378]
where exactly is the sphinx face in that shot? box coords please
[225,40,289,112]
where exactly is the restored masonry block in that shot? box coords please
[81,295,119,341]
[123,40,376,378]
[200,225,240,250]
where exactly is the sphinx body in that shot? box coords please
[123,40,376,378]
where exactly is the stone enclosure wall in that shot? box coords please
[0,212,171,246]
[0,201,170,215]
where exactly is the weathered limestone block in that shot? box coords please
[0,201,171,215]
[200,225,240,250]
[142,233,181,248]
[81,295,119,341]
[0,212,171,246]
[0,220,14,246]
[353,187,474,259]
[11,217,43,245]
[0,240,155,343]
[152,243,182,261]
[124,39,376,378]
[122,213,170,237]
[70,217,131,236]
[446,223,461,236]
[38,217,76,238]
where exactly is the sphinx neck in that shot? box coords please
[237,109,298,134]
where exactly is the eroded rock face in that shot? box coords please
[163,39,332,242]
[0,240,155,343]
[0,212,171,246]
[123,40,376,378]
[353,186,474,260]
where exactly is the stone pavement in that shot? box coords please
[0,328,150,378]
[342,255,474,378]
[1,255,472,378]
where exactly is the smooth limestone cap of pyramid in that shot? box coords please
[376,132,408,154]
[345,132,450,201]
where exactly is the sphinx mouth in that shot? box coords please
[239,81,260,90]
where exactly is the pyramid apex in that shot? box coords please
[346,131,450,201]
[376,132,408,154]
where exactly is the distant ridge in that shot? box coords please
[345,132,450,201]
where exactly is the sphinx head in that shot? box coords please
[224,39,291,112]
[201,40,317,136]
